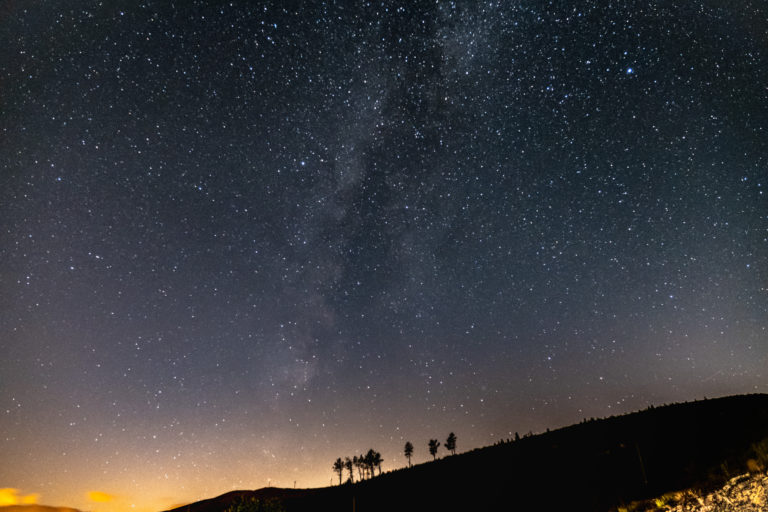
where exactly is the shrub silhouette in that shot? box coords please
[225,496,285,512]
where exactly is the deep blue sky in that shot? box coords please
[1,1,766,510]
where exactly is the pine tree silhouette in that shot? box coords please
[344,456,354,483]
[445,432,457,455]
[364,449,376,478]
[404,441,414,467]
[332,457,344,485]
[428,439,440,460]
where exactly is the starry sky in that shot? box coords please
[1,1,766,510]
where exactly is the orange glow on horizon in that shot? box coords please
[0,488,40,506]
[86,491,116,503]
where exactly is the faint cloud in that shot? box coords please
[86,491,115,503]
[0,488,40,505]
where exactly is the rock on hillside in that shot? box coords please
[630,473,768,512]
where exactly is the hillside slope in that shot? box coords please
[0,506,82,512]
[167,394,768,512]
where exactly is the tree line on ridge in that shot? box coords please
[332,432,457,484]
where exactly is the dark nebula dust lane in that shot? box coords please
[1,1,766,510]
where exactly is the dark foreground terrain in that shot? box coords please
[166,394,768,512]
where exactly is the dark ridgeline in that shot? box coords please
[165,394,768,512]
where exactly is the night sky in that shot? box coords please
[1,1,767,510]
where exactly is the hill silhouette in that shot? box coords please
[0,506,82,512]
[166,393,768,512]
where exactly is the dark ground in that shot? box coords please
[166,394,768,512]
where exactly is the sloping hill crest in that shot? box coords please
[167,394,768,512]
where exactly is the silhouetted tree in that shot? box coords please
[332,457,344,485]
[364,449,376,478]
[428,439,440,460]
[353,455,362,481]
[404,441,414,467]
[445,432,457,455]
[344,457,354,483]
[373,450,383,475]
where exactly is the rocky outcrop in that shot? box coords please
[635,473,768,512]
